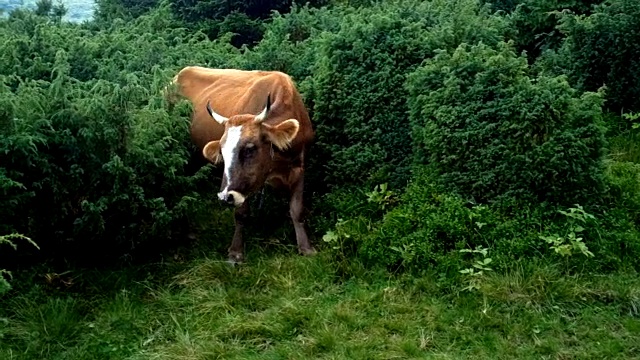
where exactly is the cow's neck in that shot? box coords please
[265,147,304,190]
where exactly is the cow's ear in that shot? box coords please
[203,140,222,164]
[262,119,300,150]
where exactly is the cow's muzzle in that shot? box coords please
[217,190,246,207]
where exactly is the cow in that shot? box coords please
[167,66,316,263]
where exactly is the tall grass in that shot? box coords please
[1,251,638,359]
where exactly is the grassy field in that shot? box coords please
[1,244,639,359]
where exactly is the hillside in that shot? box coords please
[1,0,640,358]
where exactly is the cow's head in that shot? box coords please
[202,95,300,207]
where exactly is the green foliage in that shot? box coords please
[605,161,640,215]
[557,0,640,115]
[365,183,397,212]
[34,0,68,20]
[93,0,159,22]
[217,11,265,48]
[240,4,344,79]
[481,0,522,12]
[0,234,38,295]
[606,113,640,164]
[458,246,493,292]
[168,0,330,46]
[322,216,370,268]
[506,0,601,60]
[0,8,243,261]
[355,168,498,273]
[539,205,595,259]
[170,0,324,23]
[309,0,508,191]
[326,163,639,275]
[408,41,606,205]
[594,161,640,269]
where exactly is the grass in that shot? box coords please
[1,245,639,359]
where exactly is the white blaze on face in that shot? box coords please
[218,125,243,203]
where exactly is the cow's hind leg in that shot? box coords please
[228,202,249,264]
[289,169,315,256]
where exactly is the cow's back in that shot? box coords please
[173,67,313,152]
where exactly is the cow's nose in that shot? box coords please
[225,193,235,205]
[218,190,245,207]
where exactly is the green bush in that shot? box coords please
[93,0,159,22]
[0,72,206,260]
[481,0,522,12]
[167,0,330,45]
[325,166,637,276]
[407,41,606,205]
[358,169,492,273]
[556,0,640,116]
[0,9,241,262]
[308,0,507,193]
[505,0,601,60]
[240,4,344,80]
[332,167,555,274]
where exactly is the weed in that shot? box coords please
[0,234,38,295]
[539,205,595,260]
[365,183,397,211]
[459,246,493,292]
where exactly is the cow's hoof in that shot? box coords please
[299,247,317,256]
[228,252,245,265]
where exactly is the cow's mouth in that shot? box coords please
[218,190,246,207]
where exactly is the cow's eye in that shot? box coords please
[240,144,256,160]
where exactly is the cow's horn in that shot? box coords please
[255,94,271,123]
[206,100,228,124]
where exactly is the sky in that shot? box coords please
[0,0,95,22]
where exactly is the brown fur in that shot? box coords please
[168,66,313,151]
[167,67,316,262]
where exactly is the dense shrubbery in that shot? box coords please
[556,0,640,116]
[0,9,242,262]
[407,42,606,205]
[0,72,205,260]
[240,4,343,80]
[94,0,159,22]
[1,0,640,276]
[308,0,507,192]
[167,0,330,47]
[505,0,601,59]
[351,168,546,273]
[327,162,640,274]
[309,9,429,190]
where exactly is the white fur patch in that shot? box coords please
[218,125,242,201]
[229,191,246,206]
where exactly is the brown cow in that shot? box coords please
[168,66,316,263]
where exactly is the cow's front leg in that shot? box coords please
[229,201,250,264]
[289,169,315,256]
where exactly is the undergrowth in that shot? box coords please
[1,251,638,359]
